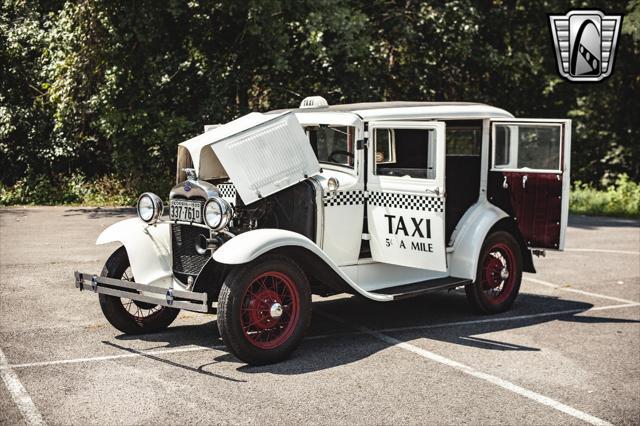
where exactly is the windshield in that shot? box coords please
[305,126,355,168]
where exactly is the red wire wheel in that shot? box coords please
[480,242,516,305]
[98,246,179,335]
[240,271,300,349]
[217,254,312,365]
[465,231,522,314]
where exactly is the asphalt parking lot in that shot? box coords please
[1,207,639,425]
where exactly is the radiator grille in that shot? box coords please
[171,224,210,276]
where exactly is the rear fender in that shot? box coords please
[448,201,509,280]
[96,218,172,288]
[212,229,393,301]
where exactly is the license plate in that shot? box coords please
[170,200,202,223]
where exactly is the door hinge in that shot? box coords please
[356,139,368,150]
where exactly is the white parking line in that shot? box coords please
[3,303,637,371]
[0,347,45,425]
[2,345,225,370]
[318,311,614,426]
[565,248,639,255]
[525,276,639,305]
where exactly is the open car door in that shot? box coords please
[488,119,571,250]
[366,121,447,271]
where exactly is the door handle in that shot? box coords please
[502,176,509,189]
[522,175,528,189]
[425,187,441,196]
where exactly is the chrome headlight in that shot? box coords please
[137,192,163,224]
[203,198,232,231]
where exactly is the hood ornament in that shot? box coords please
[183,168,197,181]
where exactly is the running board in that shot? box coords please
[74,271,209,313]
[370,277,472,300]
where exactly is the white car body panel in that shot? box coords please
[91,103,572,305]
[294,112,362,127]
[210,112,320,204]
[316,159,365,265]
[96,218,176,290]
[352,262,448,292]
[179,112,273,181]
[178,112,320,204]
[353,104,513,120]
[366,121,448,272]
[487,118,572,250]
[211,228,394,301]
[447,201,509,280]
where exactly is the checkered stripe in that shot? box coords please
[369,191,444,212]
[218,183,236,199]
[323,190,365,207]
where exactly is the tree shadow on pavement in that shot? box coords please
[231,291,640,375]
[111,290,640,376]
[102,340,244,382]
[113,319,222,349]
[63,207,136,219]
[569,215,640,230]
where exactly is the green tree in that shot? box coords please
[0,0,638,204]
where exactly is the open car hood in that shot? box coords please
[178,112,320,205]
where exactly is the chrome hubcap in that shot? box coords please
[500,268,509,280]
[269,303,283,319]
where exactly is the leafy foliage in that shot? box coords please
[1,0,638,206]
[571,174,640,217]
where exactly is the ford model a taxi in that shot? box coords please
[75,98,571,365]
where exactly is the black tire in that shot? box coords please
[217,254,312,365]
[98,246,180,334]
[465,231,523,314]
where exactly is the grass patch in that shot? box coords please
[2,173,639,219]
[570,174,640,218]
[0,174,139,206]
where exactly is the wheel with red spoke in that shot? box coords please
[98,246,180,334]
[465,231,522,314]
[217,254,311,365]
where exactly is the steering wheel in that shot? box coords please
[328,150,355,163]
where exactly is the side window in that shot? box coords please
[375,128,436,179]
[374,129,396,163]
[446,128,481,156]
[517,126,561,170]
[306,126,355,168]
[494,126,511,167]
[493,124,562,171]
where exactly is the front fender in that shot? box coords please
[448,201,509,280]
[212,229,393,301]
[97,218,172,288]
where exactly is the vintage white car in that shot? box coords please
[75,97,571,365]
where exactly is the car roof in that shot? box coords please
[267,101,514,120]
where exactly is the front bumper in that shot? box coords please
[74,271,209,313]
